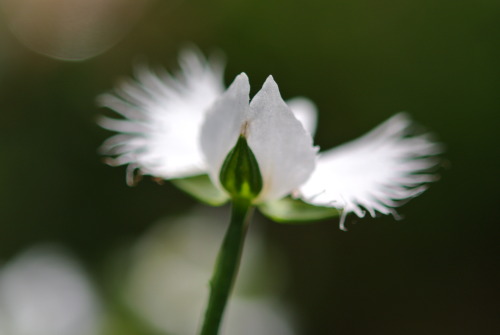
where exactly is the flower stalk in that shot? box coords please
[199,199,254,335]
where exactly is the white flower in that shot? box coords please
[99,48,441,229]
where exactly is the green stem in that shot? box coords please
[199,199,254,335]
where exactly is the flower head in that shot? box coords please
[200,73,317,203]
[99,48,442,229]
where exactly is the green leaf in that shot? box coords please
[171,175,228,206]
[259,197,340,223]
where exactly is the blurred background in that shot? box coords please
[0,0,499,334]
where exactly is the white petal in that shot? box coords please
[286,97,318,136]
[247,76,317,202]
[99,47,225,180]
[200,74,250,189]
[299,113,442,219]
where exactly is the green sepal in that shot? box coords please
[171,174,228,206]
[219,136,263,201]
[259,197,340,223]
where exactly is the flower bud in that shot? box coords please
[219,136,263,201]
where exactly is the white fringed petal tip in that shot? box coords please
[98,47,225,185]
[298,112,443,230]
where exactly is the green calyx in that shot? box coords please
[219,136,263,201]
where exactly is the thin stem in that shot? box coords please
[199,199,254,335]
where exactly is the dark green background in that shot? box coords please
[0,0,498,334]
